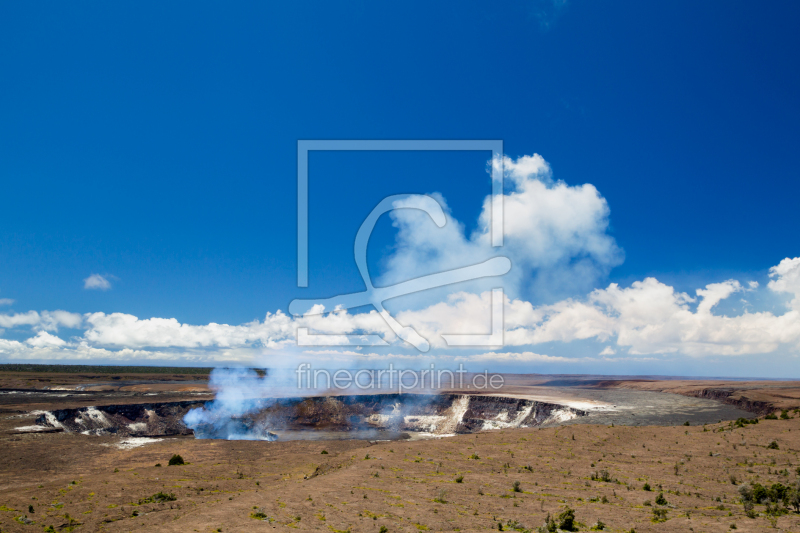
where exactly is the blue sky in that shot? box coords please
[1,2,799,376]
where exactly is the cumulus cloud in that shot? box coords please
[379,154,623,307]
[84,274,112,290]
[81,308,390,349]
[0,310,83,332]
[26,331,67,348]
[768,257,800,311]
[2,257,799,363]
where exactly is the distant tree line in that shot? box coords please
[0,364,213,375]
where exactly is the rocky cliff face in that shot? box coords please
[686,389,774,416]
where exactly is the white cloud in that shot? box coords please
[1,258,799,363]
[84,274,112,290]
[26,331,67,348]
[378,154,623,307]
[0,310,83,332]
[0,311,41,329]
[81,308,390,349]
[768,257,800,311]
[0,298,13,306]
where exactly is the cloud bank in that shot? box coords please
[1,153,799,369]
[1,256,799,363]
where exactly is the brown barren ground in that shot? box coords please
[3,371,800,532]
[3,411,800,531]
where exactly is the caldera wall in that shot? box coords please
[28,393,586,440]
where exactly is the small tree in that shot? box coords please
[788,488,800,512]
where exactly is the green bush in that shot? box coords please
[651,508,668,523]
[557,507,576,531]
[655,493,667,505]
[139,492,177,504]
[767,440,779,450]
[168,454,185,466]
[642,482,651,491]
[455,475,464,483]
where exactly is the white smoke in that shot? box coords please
[183,367,280,440]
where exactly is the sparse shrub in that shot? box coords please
[321,450,328,454]
[655,493,667,506]
[477,485,484,495]
[601,495,609,504]
[139,492,177,504]
[683,421,690,426]
[155,463,161,467]
[642,482,651,491]
[591,469,612,482]
[455,475,464,483]
[513,481,521,492]
[168,454,185,466]
[765,413,778,420]
[556,507,576,531]
[434,488,447,504]
[651,508,668,523]
[729,474,737,485]
[250,509,268,520]
[538,513,557,533]
[505,519,527,531]
[643,500,651,506]
[767,440,779,450]
[28,504,34,514]
[590,520,606,531]
[788,488,800,512]
[739,482,754,503]
[469,453,480,460]
[781,410,790,419]
[380,527,388,533]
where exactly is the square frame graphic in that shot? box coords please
[297,139,504,287]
